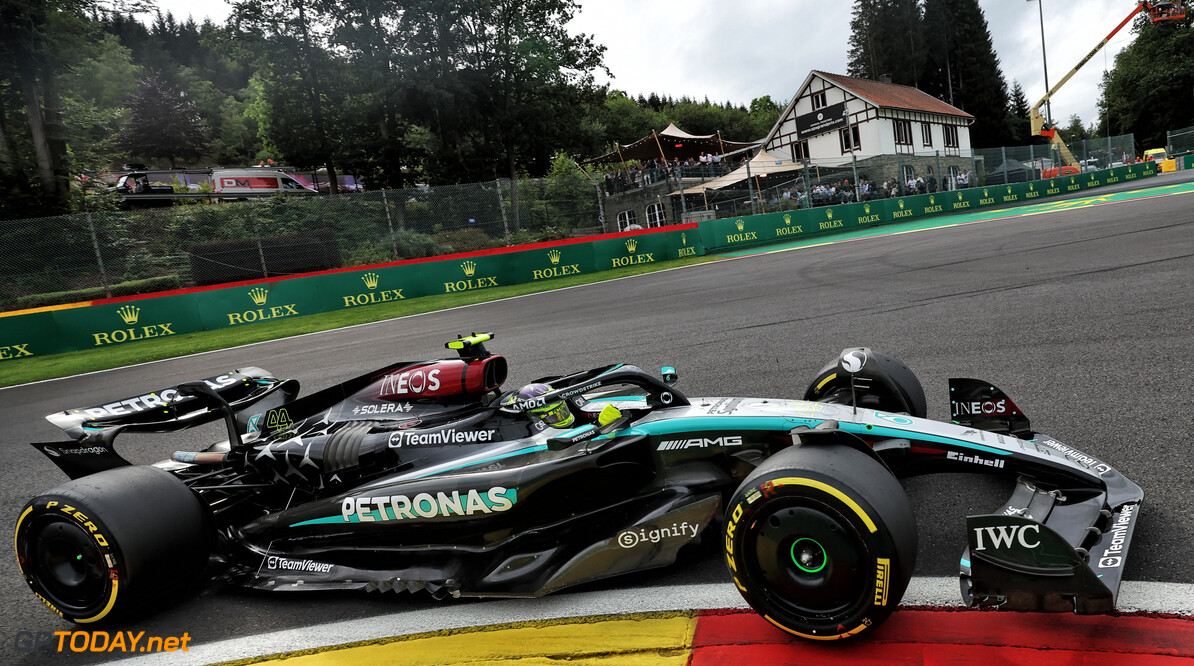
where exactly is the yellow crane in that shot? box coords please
[1030,1,1187,176]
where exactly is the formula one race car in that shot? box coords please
[15,333,1143,641]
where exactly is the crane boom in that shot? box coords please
[1028,1,1185,172]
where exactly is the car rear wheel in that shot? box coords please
[724,444,916,640]
[15,466,212,624]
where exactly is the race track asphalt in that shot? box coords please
[2,170,1193,664]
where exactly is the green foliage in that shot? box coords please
[15,275,181,309]
[391,228,454,259]
[432,229,502,254]
[1099,13,1194,148]
[118,73,212,168]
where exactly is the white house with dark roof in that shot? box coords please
[765,71,974,168]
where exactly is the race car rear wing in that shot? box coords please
[33,368,297,480]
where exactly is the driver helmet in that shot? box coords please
[515,382,574,429]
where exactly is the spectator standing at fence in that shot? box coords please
[927,173,937,193]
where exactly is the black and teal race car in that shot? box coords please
[15,333,1142,640]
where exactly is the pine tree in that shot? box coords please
[118,73,211,168]
[847,0,924,86]
[920,0,1012,147]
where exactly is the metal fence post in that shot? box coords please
[86,212,111,298]
[250,199,268,278]
[381,189,399,259]
[495,179,511,246]
[935,151,942,190]
[1029,144,1036,179]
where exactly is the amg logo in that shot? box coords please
[947,451,1005,468]
[657,435,743,451]
[972,523,1040,551]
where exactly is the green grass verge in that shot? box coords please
[0,255,720,388]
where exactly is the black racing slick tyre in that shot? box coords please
[804,350,927,418]
[723,444,916,641]
[14,466,212,624]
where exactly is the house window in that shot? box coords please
[790,140,810,161]
[617,210,638,231]
[645,203,665,227]
[839,125,861,153]
[901,165,915,182]
[894,119,913,146]
[812,91,827,110]
[943,125,959,148]
[921,123,933,147]
[947,165,960,190]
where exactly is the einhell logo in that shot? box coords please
[343,272,404,308]
[724,218,757,244]
[227,286,299,325]
[612,237,654,268]
[533,249,581,281]
[445,260,498,292]
[93,305,176,347]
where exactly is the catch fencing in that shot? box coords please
[1168,125,1194,156]
[1,179,603,312]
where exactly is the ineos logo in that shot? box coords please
[842,351,866,373]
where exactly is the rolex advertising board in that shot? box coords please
[0,311,61,360]
[58,294,204,351]
[519,244,596,283]
[591,232,670,271]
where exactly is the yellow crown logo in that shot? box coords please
[1051,180,1056,187]
[1006,186,1012,194]
[362,272,380,289]
[826,209,834,219]
[784,213,792,225]
[248,287,269,306]
[864,204,871,214]
[625,239,638,252]
[735,219,745,231]
[929,196,936,205]
[898,199,905,209]
[461,261,477,277]
[1070,177,1076,184]
[1029,183,1035,190]
[984,189,990,197]
[116,305,140,325]
[957,192,963,200]
[547,249,561,265]
[681,232,687,245]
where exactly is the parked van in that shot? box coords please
[211,169,317,196]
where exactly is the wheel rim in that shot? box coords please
[28,518,110,614]
[748,502,871,620]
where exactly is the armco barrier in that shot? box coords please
[0,224,703,361]
[0,162,1155,362]
[700,161,1156,253]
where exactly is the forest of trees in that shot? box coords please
[847,0,1192,154]
[1,0,1190,222]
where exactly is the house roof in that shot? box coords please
[813,71,974,119]
[583,123,759,165]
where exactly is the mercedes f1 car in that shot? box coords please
[15,333,1143,640]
